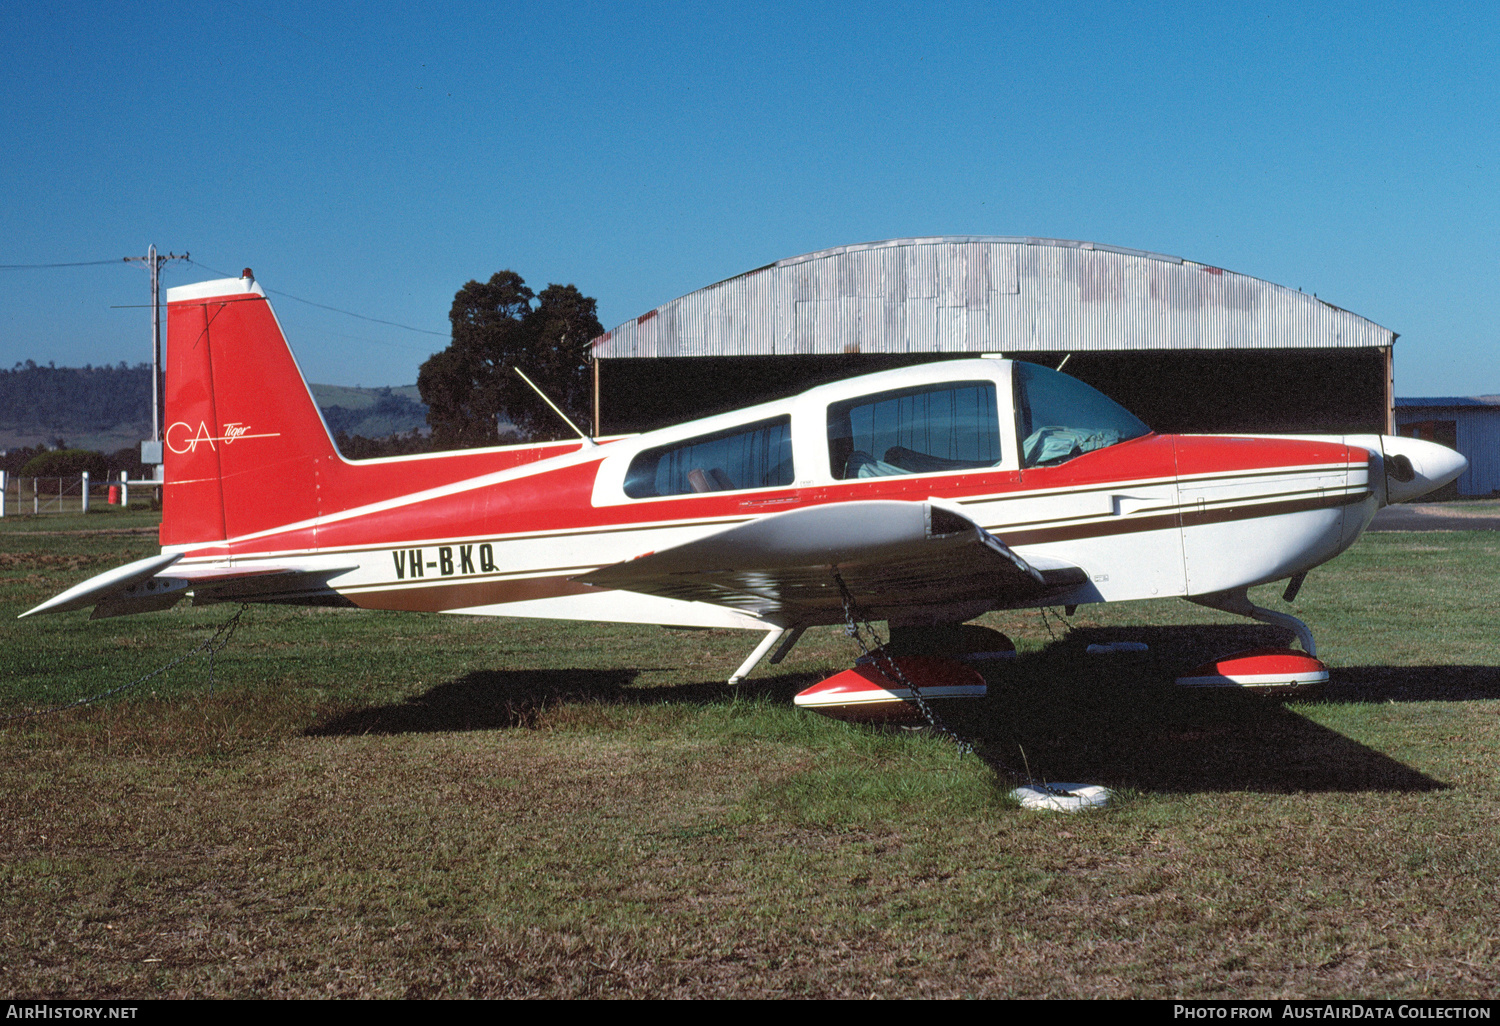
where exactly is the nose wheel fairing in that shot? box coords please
[1175,648,1329,693]
[1180,586,1328,694]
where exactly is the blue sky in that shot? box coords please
[2,2,1495,396]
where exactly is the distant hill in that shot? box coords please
[307,384,429,439]
[0,363,428,453]
[0,362,153,453]
[307,383,424,410]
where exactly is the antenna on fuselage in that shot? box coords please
[513,367,597,447]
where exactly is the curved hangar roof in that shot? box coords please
[589,237,1394,359]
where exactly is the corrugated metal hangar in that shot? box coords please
[588,237,1396,437]
[1396,397,1500,498]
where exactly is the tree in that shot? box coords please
[19,448,108,479]
[417,271,603,449]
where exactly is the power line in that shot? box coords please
[0,254,449,343]
[299,324,446,354]
[187,259,448,337]
[0,259,126,269]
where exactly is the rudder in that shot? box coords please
[163,271,339,547]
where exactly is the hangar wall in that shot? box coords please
[589,237,1396,437]
[1396,398,1500,497]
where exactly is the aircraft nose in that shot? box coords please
[1380,435,1468,505]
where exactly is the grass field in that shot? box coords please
[2,510,1498,998]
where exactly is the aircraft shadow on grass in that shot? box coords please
[308,667,649,735]
[308,622,1490,795]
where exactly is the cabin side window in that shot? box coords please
[1012,362,1151,468]
[827,381,1002,480]
[623,416,794,499]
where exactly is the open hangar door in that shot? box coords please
[595,348,1392,438]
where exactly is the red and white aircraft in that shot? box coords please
[25,271,1466,705]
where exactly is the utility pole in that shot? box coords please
[125,245,188,477]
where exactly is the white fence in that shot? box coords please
[0,470,141,516]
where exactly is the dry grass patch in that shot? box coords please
[2,521,1499,996]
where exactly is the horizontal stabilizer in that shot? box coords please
[183,564,358,606]
[20,553,183,618]
[23,555,357,619]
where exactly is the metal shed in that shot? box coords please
[589,237,1397,437]
[1396,397,1500,498]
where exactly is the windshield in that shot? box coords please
[1013,362,1150,468]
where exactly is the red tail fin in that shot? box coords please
[163,273,337,546]
[163,271,595,552]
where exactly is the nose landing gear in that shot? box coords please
[1176,587,1329,694]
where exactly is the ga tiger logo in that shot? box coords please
[166,421,281,454]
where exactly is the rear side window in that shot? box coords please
[828,381,1002,479]
[624,416,794,498]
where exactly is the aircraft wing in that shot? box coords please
[573,500,1087,627]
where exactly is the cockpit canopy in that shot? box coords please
[608,358,1153,502]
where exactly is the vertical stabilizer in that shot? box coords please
[163,272,338,546]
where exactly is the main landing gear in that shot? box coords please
[1177,586,1329,693]
[726,620,1009,724]
[726,626,804,686]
